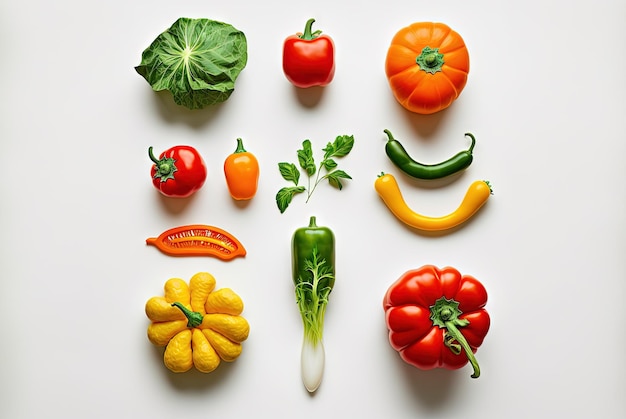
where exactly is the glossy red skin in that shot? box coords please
[283,35,335,88]
[383,265,490,371]
[151,146,207,198]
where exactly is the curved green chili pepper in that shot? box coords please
[384,129,476,180]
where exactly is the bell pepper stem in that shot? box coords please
[301,18,322,40]
[234,138,247,153]
[148,146,160,164]
[430,296,481,378]
[148,146,178,181]
[444,320,481,378]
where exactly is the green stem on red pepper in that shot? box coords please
[430,296,481,378]
[149,146,178,182]
[171,302,203,328]
[300,18,322,40]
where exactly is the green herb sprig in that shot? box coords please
[276,135,354,213]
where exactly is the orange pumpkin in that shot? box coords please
[385,22,470,115]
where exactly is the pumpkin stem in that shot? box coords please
[171,302,204,328]
[416,46,444,74]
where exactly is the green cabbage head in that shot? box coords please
[135,17,248,110]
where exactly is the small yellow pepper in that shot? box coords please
[145,272,250,373]
[374,172,492,231]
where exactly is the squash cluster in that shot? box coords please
[145,272,250,373]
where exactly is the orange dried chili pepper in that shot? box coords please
[146,224,246,260]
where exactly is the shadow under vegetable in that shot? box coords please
[293,85,327,108]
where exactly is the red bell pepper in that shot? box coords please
[383,265,490,378]
[148,145,207,198]
[282,18,335,88]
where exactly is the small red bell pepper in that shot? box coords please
[148,145,207,198]
[383,265,490,378]
[282,18,335,88]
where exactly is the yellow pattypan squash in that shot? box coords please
[145,272,250,373]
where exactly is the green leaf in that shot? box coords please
[135,17,248,110]
[322,142,335,159]
[297,140,316,176]
[278,162,300,185]
[275,135,355,213]
[276,186,305,213]
[322,158,337,171]
[326,170,352,190]
[323,135,354,158]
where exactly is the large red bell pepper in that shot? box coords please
[383,265,490,378]
[282,18,335,88]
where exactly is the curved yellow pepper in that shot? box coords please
[374,173,492,231]
[145,272,250,373]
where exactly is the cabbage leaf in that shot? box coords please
[135,17,248,110]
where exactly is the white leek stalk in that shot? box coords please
[301,338,325,392]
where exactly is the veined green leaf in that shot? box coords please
[275,135,355,213]
[322,158,337,171]
[278,162,300,185]
[276,186,305,213]
[297,140,316,176]
[135,17,248,110]
[326,170,352,190]
[323,135,354,158]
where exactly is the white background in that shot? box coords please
[1,1,625,418]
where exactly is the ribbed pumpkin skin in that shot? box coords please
[385,22,470,115]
